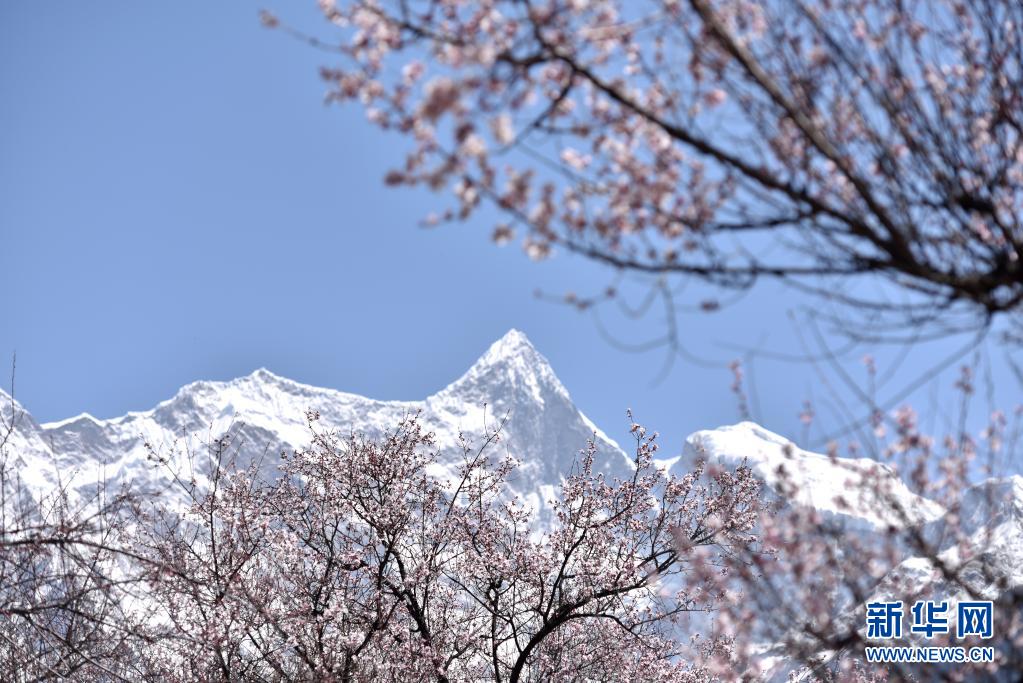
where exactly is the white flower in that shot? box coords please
[461,133,486,158]
[491,113,514,145]
[560,147,591,170]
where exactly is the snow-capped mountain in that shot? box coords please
[685,422,945,532]
[3,330,1019,680]
[871,474,1023,615]
[3,330,629,511]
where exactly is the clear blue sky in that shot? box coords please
[1,2,1017,457]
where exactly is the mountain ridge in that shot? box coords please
[4,330,630,508]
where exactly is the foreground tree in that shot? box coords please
[700,366,1023,681]
[270,13,1023,672]
[279,0,1023,338]
[132,412,759,681]
[0,387,148,681]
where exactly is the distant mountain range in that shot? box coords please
[3,329,1019,680]
[3,330,628,514]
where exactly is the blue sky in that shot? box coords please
[2,2,1017,458]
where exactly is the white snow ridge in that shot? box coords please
[7,330,630,511]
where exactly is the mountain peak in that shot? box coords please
[436,329,568,403]
[483,329,537,361]
[458,330,547,380]
[244,367,289,387]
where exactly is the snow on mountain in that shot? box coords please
[870,474,1023,609]
[6,330,630,511]
[11,339,943,534]
[683,422,955,681]
[684,422,945,531]
[0,392,59,492]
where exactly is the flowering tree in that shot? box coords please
[697,366,1023,681]
[0,385,148,681]
[261,8,1023,671]
[273,0,1023,337]
[130,413,760,681]
[2,404,760,680]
